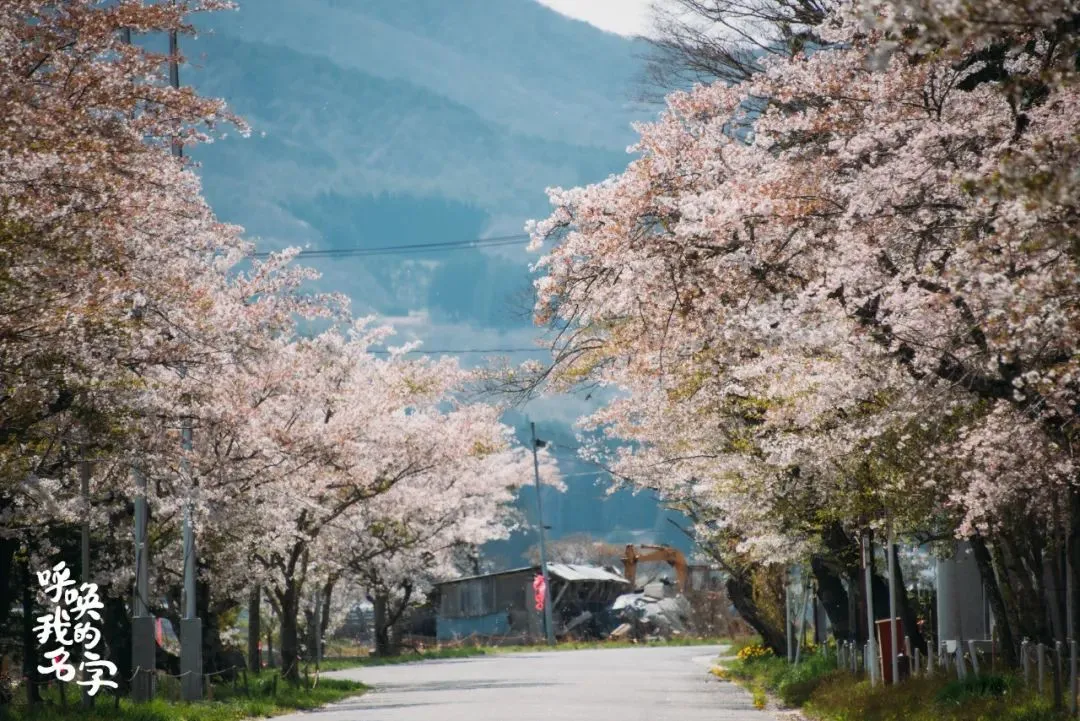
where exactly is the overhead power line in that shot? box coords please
[250,233,530,259]
[367,347,543,354]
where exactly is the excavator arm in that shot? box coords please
[622,544,688,594]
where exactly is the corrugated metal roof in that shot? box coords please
[434,566,534,587]
[547,563,629,584]
[434,563,629,587]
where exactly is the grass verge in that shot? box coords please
[716,649,839,707]
[805,672,1059,721]
[0,673,367,721]
[714,646,1062,721]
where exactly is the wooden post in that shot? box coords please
[968,640,980,676]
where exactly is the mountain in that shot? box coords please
[185,0,691,564]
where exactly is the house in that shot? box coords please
[434,563,630,643]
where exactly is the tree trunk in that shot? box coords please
[277,584,300,682]
[726,572,786,655]
[888,545,927,654]
[248,587,261,674]
[373,593,392,657]
[810,555,851,641]
[319,578,336,639]
[971,536,1018,666]
[102,594,132,695]
[20,557,41,706]
[0,534,17,632]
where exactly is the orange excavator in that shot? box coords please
[622,544,689,594]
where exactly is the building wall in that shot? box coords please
[437,611,512,641]
[437,570,537,641]
[936,541,991,644]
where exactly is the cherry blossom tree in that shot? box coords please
[527,0,1079,664]
[1,1,556,695]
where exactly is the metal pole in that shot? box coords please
[180,415,202,700]
[132,465,155,702]
[170,29,201,701]
[786,568,794,663]
[1068,535,1076,715]
[182,427,195,613]
[863,530,878,686]
[313,589,322,668]
[80,448,93,709]
[134,467,149,618]
[119,25,156,703]
[182,421,195,618]
[888,524,899,685]
[248,587,261,675]
[530,422,555,646]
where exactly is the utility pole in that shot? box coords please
[530,421,556,646]
[888,522,899,685]
[180,411,201,701]
[169,28,202,703]
[863,529,878,686]
[120,23,156,702]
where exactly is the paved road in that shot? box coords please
[275,645,766,721]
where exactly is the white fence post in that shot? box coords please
[1038,643,1047,695]
[1023,640,1031,686]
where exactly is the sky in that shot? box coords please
[535,0,661,37]
[187,0,693,559]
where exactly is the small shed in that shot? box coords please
[435,563,629,643]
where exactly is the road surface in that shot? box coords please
[275,645,766,721]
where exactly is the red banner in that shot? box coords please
[533,574,546,611]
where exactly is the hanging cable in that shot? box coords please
[250,234,530,259]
